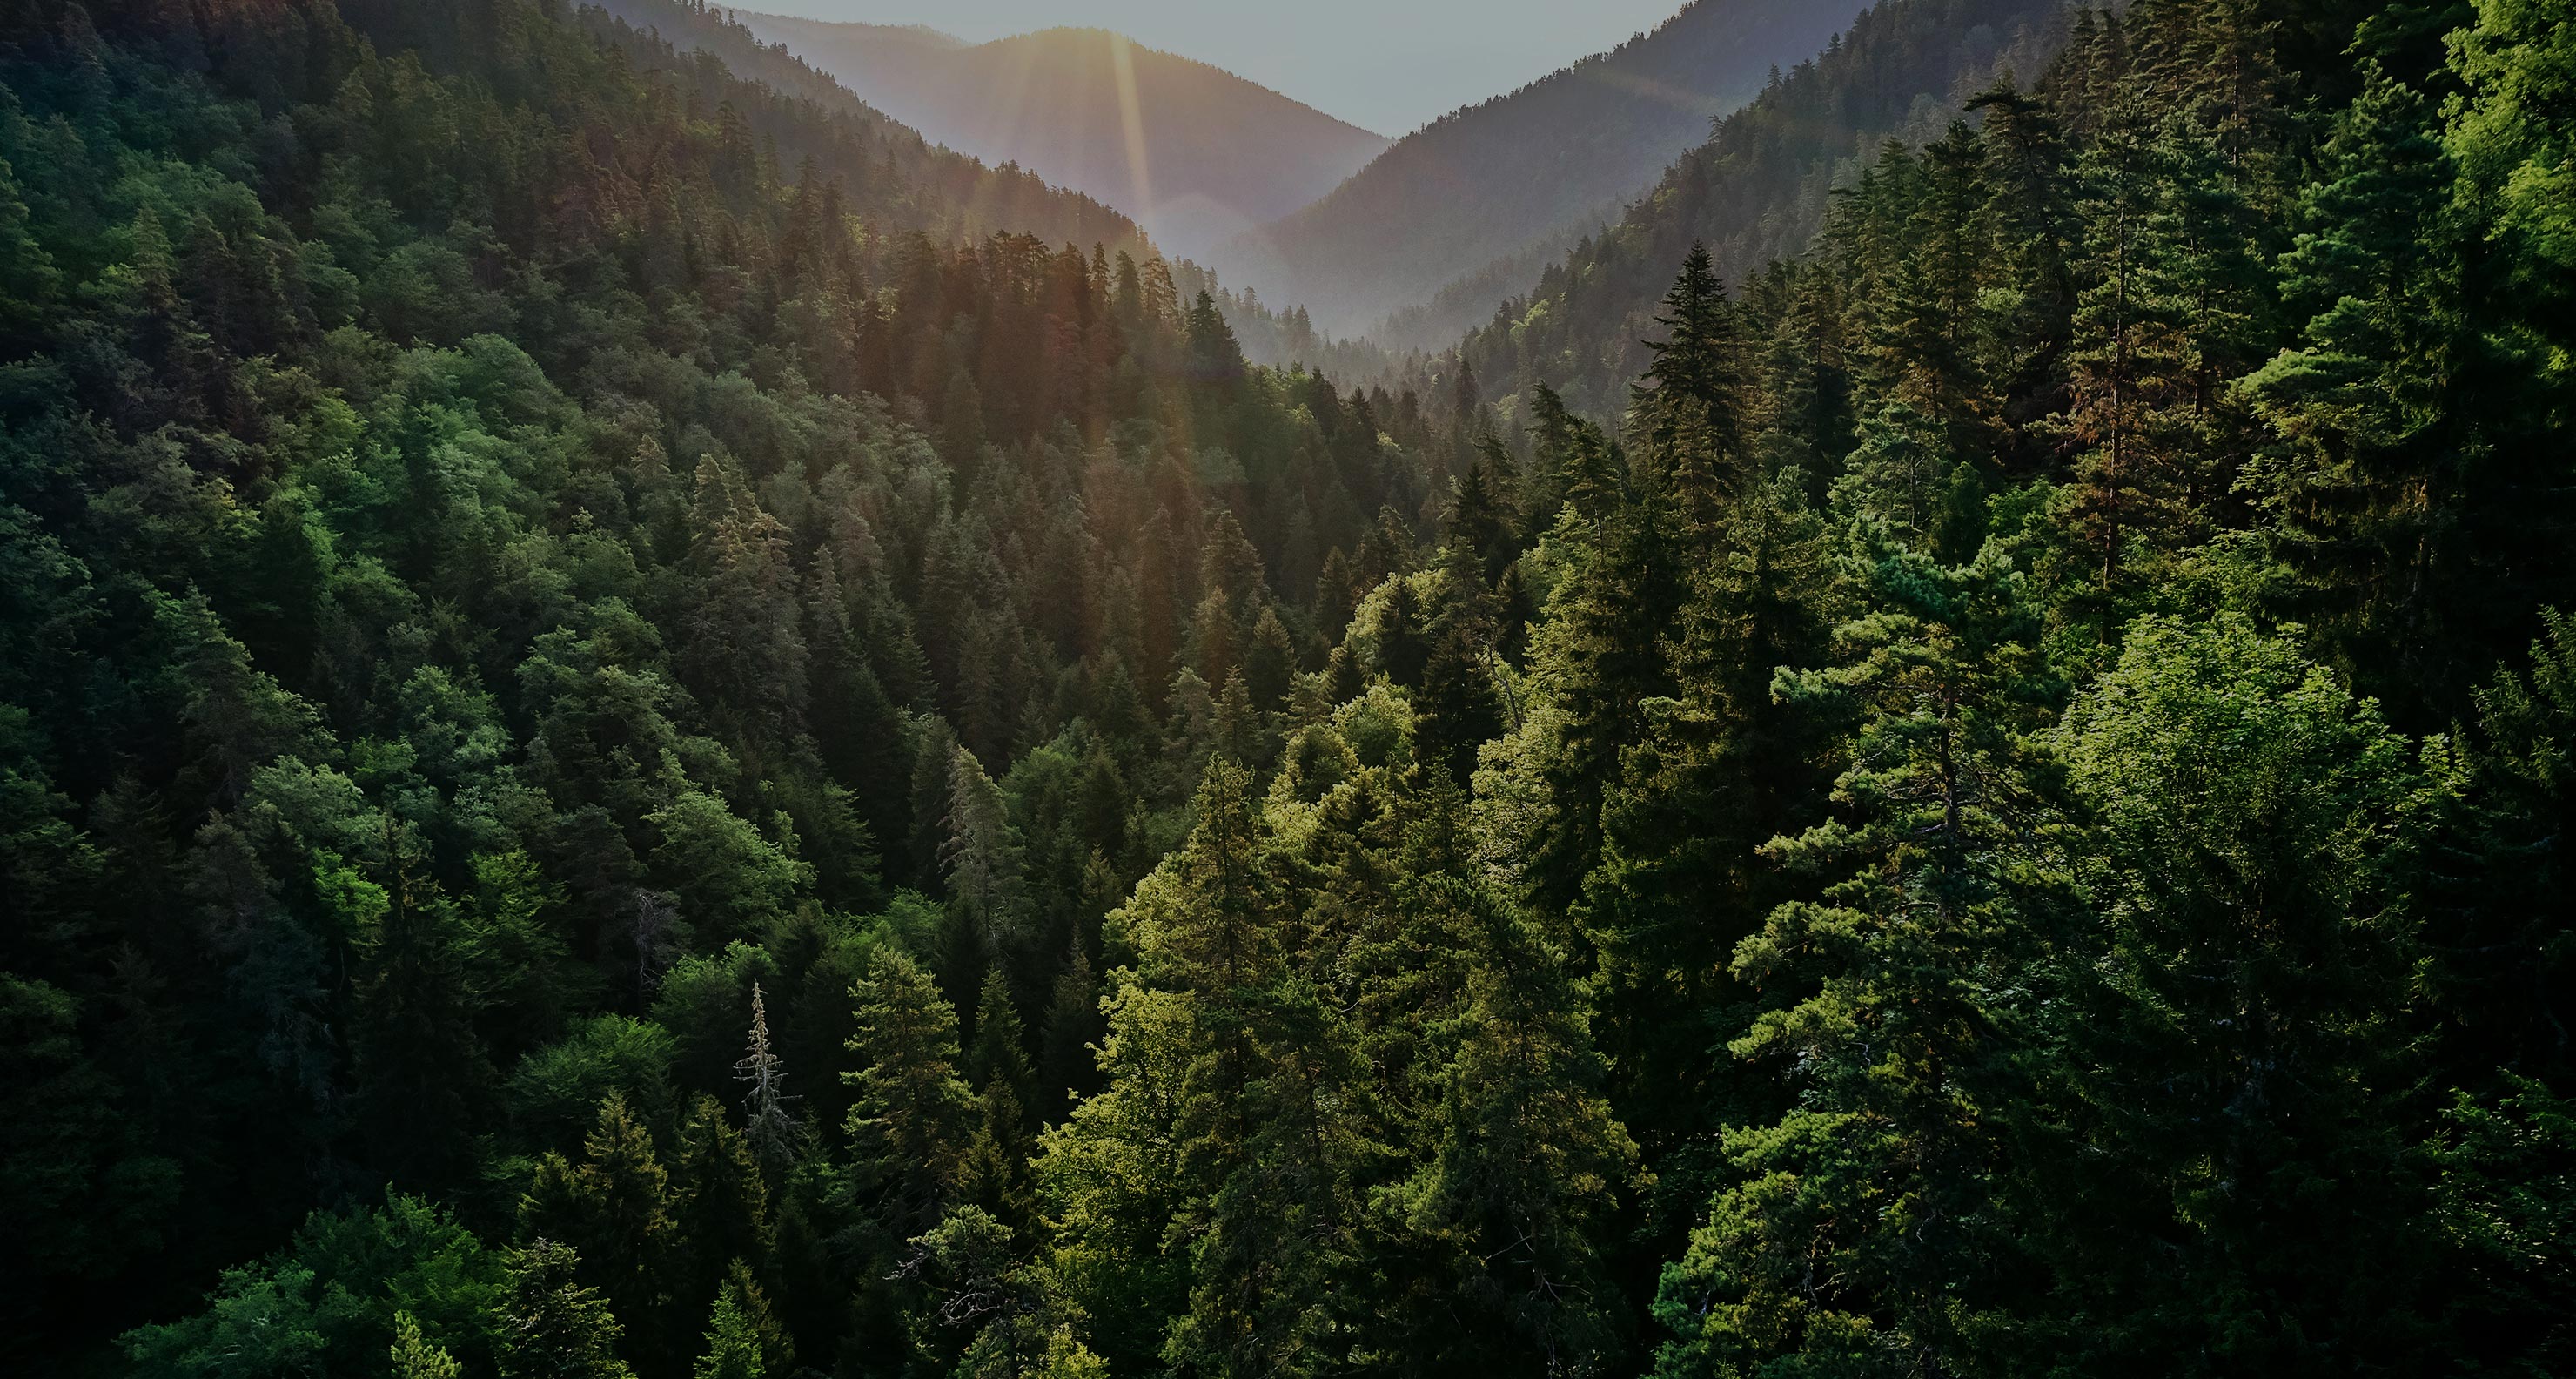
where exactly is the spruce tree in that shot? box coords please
[692,1284,764,1379]
[390,1311,463,1379]
[731,982,803,1169]
[845,945,975,1234]
[1654,528,2064,1376]
[497,1241,635,1379]
[518,1093,680,1366]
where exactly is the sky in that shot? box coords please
[732,0,1701,135]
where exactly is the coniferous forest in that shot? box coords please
[3,1,2573,1376]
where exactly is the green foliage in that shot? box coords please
[122,1197,503,1379]
[392,1310,465,1379]
[495,1241,634,1379]
[15,0,2576,1374]
[845,945,976,1235]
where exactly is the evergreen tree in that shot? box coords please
[2043,613,2438,1370]
[731,982,804,1169]
[391,1311,464,1379]
[1386,793,1638,1377]
[497,1241,634,1379]
[845,946,975,1234]
[1654,529,2064,1376]
[518,1094,680,1363]
[676,1095,772,1299]
[692,1283,765,1379]
[1633,243,1753,482]
[961,965,1037,1222]
[1589,467,1832,1172]
[1414,541,1505,785]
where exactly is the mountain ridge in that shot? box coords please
[735,10,1392,266]
[1226,0,1873,338]
[1458,0,2075,417]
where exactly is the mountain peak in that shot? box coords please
[1226,0,1872,340]
[736,9,1389,262]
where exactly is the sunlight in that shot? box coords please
[1110,30,1156,223]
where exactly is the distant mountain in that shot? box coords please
[1459,0,2074,417]
[1226,0,1871,339]
[584,0,1152,255]
[733,15,1392,266]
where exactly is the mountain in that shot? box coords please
[1225,0,1871,339]
[731,13,1392,266]
[17,0,2576,1376]
[0,0,1457,1362]
[556,0,1156,255]
[1460,0,2074,416]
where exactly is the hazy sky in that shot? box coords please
[735,0,1701,135]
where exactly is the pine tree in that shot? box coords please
[1040,762,1376,1375]
[693,1281,765,1379]
[1038,941,1104,1118]
[677,1093,771,1296]
[846,945,975,1234]
[681,450,809,761]
[0,150,58,344]
[1486,429,1677,920]
[944,745,1033,975]
[518,1093,679,1360]
[1414,540,1504,786]
[1634,243,1752,474]
[2053,100,2193,629]
[961,965,1037,1222]
[1385,791,1638,1377]
[2242,59,2552,722]
[1654,528,2065,1376]
[497,1241,635,1379]
[1874,120,2002,472]
[2438,609,2576,1078]
[352,838,496,1190]
[1590,468,1832,1165]
[1633,247,1755,551]
[390,1310,463,1379]
[732,981,804,1168]
[1241,605,1296,716]
[2043,614,2437,1370]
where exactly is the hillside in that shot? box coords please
[734,13,1391,266]
[559,0,1153,256]
[1228,0,1870,338]
[0,0,1452,1363]
[1458,0,2071,414]
[13,0,2576,1377]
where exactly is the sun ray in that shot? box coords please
[1110,30,1155,228]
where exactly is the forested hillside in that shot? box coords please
[0,0,1454,1366]
[731,14,1390,268]
[7,0,2576,1377]
[1462,0,2071,414]
[1229,0,1868,339]
[596,0,1399,379]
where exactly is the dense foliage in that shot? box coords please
[5,0,2575,1377]
[1460,0,2076,415]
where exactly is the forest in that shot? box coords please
[0,0,2571,1376]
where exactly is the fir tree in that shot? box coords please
[390,1311,463,1379]
[845,945,975,1234]
[497,1241,634,1379]
[732,982,804,1169]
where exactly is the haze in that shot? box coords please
[736,0,1706,134]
